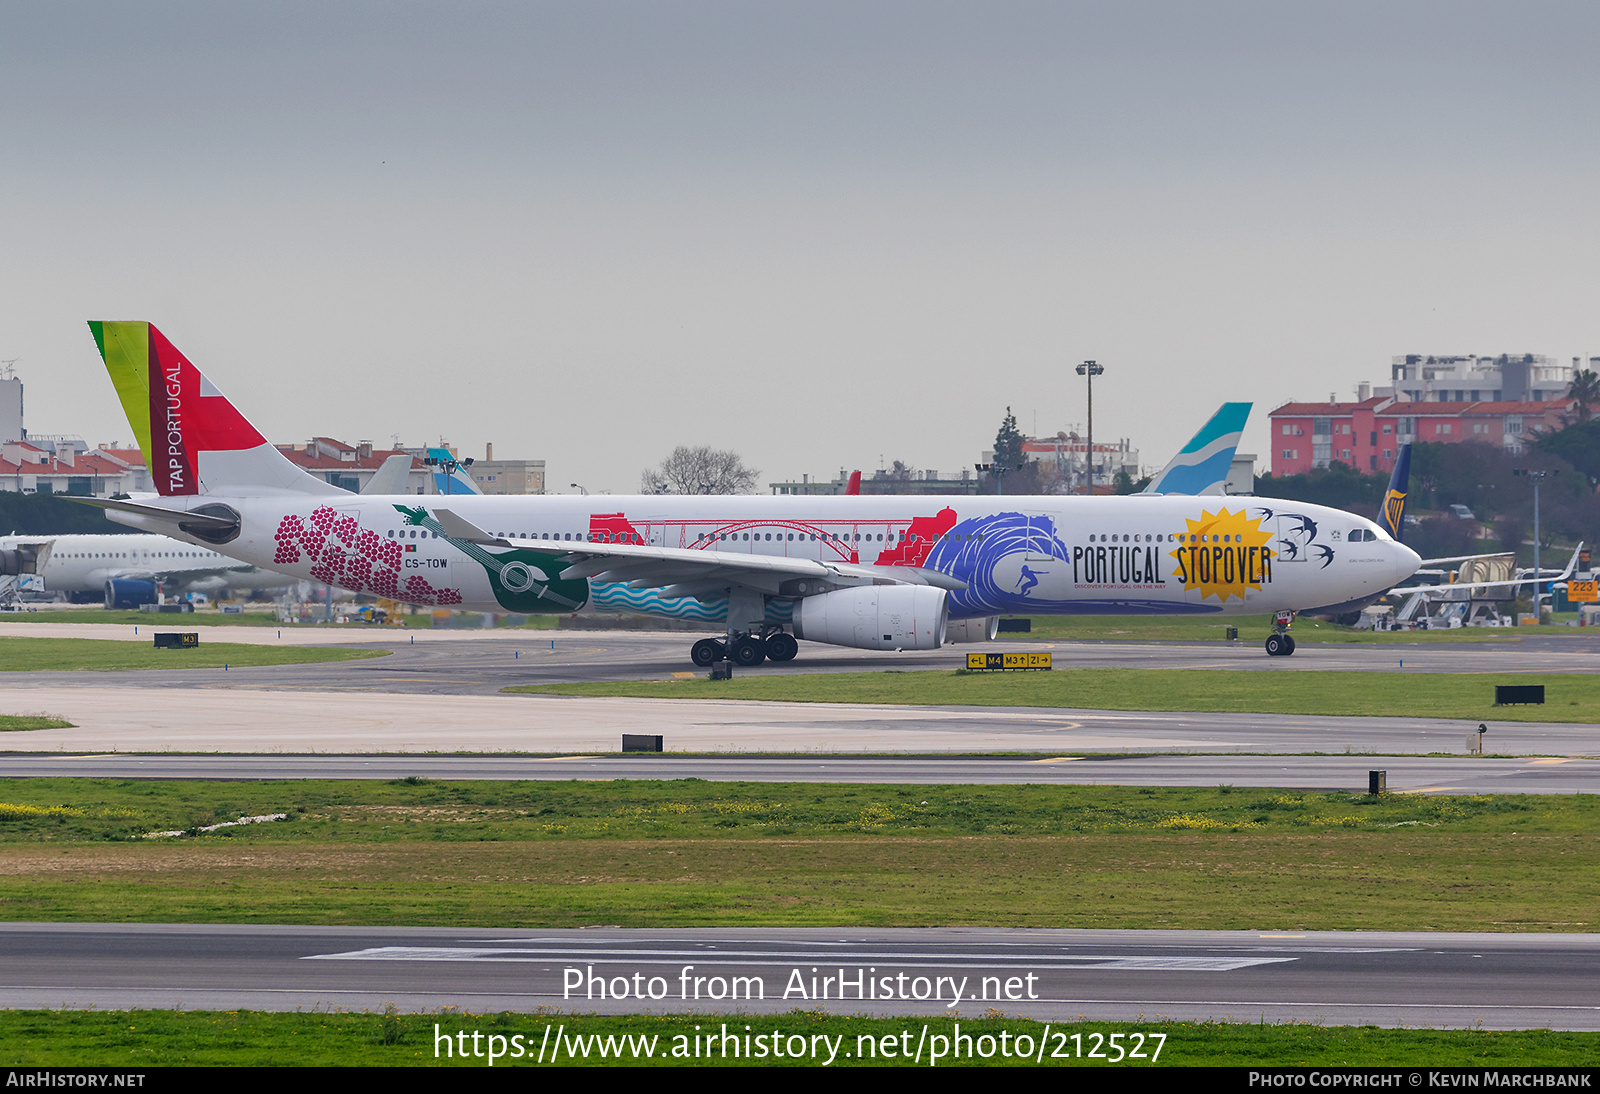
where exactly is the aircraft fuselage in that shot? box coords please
[113,493,1420,622]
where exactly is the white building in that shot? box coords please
[1378,354,1593,404]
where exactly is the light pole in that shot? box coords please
[570,483,589,496]
[1075,360,1104,494]
[1513,468,1558,621]
[424,455,473,495]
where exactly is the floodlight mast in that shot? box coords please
[1075,360,1104,494]
[423,454,474,496]
[1513,468,1558,621]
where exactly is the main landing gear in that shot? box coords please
[1265,610,1297,657]
[690,629,798,668]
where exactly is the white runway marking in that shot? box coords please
[306,945,1296,972]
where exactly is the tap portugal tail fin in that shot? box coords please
[89,321,342,497]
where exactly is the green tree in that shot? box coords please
[1568,369,1600,423]
[985,407,1029,494]
[1538,419,1600,490]
[994,407,1025,470]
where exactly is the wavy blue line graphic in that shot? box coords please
[589,583,795,623]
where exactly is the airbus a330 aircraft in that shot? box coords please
[80,321,1421,663]
[0,532,298,608]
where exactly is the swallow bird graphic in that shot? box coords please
[1284,514,1319,541]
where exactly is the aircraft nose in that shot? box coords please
[1392,541,1422,586]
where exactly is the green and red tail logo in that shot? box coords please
[89,321,266,496]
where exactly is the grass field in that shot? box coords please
[0,635,389,671]
[0,607,565,628]
[1,1010,1591,1067]
[0,713,73,731]
[1,779,1593,932]
[511,667,1600,724]
[1017,614,1527,644]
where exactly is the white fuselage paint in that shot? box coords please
[108,493,1422,622]
[0,533,298,598]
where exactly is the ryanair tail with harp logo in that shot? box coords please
[1379,444,1412,542]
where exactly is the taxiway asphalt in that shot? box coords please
[0,923,1594,1030]
[3,630,1597,788]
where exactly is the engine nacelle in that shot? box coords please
[105,579,158,611]
[792,585,948,651]
[945,615,999,643]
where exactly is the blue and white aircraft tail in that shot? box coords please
[426,448,482,495]
[1141,402,1251,496]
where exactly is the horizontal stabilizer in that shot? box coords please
[68,497,240,542]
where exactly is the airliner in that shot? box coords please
[0,532,298,608]
[79,321,1421,663]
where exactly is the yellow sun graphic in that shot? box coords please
[1168,507,1276,603]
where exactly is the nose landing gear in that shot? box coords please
[1265,610,1297,656]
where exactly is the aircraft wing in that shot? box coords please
[1388,543,1583,595]
[1418,551,1515,567]
[431,509,966,597]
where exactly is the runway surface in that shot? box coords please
[2,684,1596,761]
[4,752,1598,794]
[0,923,1594,1030]
[4,629,1598,793]
[3,626,1597,1034]
[7,624,1600,695]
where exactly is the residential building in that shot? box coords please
[0,440,147,496]
[1380,353,1595,404]
[278,438,428,493]
[468,443,546,495]
[1269,397,1572,475]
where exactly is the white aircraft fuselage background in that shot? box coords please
[0,532,298,599]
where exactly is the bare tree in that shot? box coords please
[641,446,760,494]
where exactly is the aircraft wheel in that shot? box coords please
[1265,634,1287,657]
[731,636,766,667]
[1284,635,1296,655]
[765,632,798,662]
[691,638,722,667]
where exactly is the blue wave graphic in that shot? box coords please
[925,511,1077,616]
[590,583,794,624]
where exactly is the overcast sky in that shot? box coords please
[4,2,1597,492]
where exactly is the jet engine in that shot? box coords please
[0,543,45,577]
[105,579,158,611]
[944,615,1000,643]
[792,585,948,651]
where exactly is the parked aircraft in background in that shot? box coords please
[1141,402,1251,496]
[81,321,1420,660]
[425,449,481,495]
[0,532,299,607]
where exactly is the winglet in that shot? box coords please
[1141,402,1251,495]
[845,470,861,496]
[1379,444,1412,542]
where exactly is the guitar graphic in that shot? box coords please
[395,505,588,613]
